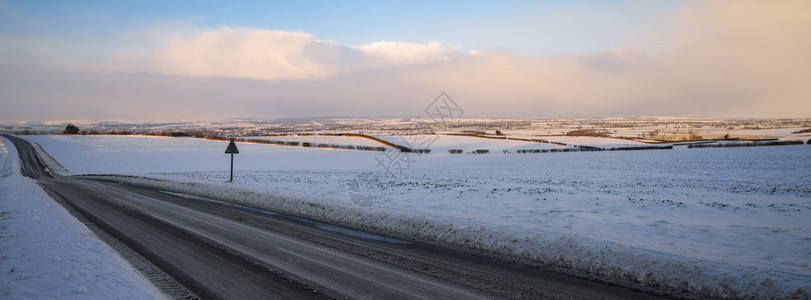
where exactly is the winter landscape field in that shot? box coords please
[9,131,810,298]
[4,1,811,298]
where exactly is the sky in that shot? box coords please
[1,0,809,121]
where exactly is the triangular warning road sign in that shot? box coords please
[225,139,239,154]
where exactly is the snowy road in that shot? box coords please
[3,134,660,299]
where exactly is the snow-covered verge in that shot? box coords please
[25,134,811,299]
[0,137,162,299]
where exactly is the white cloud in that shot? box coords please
[353,41,459,66]
[98,27,463,81]
[151,28,341,80]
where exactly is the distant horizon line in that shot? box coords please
[3,115,811,125]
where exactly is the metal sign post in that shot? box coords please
[224,139,239,182]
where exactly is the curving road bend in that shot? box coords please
[2,134,662,299]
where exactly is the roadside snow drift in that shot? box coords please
[0,136,162,298]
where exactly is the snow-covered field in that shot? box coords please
[21,134,811,298]
[0,136,161,298]
[376,134,567,153]
[513,135,647,146]
[238,135,394,148]
[701,128,811,141]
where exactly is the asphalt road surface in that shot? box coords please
[2,134,664,299]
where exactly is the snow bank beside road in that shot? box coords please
[0,137,162,299]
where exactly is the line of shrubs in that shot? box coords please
[514,145,672,153]
[448,149,491,154]
[342,133,402,149]
[450,146,675,155]
[516,148,580,153]
[342,133,430,153]
[446,133,569,146]
[565,129,611,137]
[449,148,580,154]
[198,134,431,153]
[66,130,190,137]
[688,140,805,148]
[400,148,431,153]
[579,145,673,151]
[792,128,811,134]
[243,138,389,152]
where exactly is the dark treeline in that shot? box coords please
[688,141,805,148]
[242,138,388,152]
